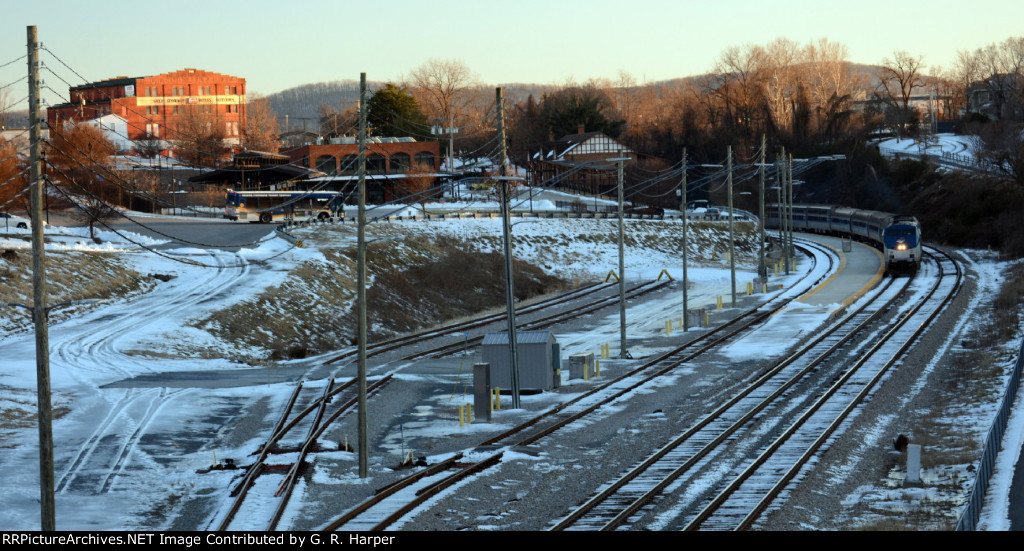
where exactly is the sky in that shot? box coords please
[3,0,1024,110]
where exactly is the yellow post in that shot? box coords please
[705,311,710,326]
[584,360,589,381]
[495,388,501,410]
[596,359,601,376]
[717,295,723,309]
[762,283,768,293]
[467,403,473,424]
[458,405,464,427]
[665,320,671,336]
[747,281,753,295]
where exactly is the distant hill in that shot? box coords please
[266,80,562,134]
[266,80,363,134]
[263,63,889,136]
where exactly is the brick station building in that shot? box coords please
[47,68,246,148]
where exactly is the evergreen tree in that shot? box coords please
[366,84,427,138]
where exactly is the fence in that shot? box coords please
[955,337,1024,530]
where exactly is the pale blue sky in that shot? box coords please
[3,0,1023,108]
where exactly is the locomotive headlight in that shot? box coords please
[897,243,907,251]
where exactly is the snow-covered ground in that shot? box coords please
[876,133,977,158]
[0,215,1021,530]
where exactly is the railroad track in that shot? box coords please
[548,246,960,531]
[321,281,618,365]
[402,279,672,360]
[319,241,840,531]
[213,375,394,531]
[214,277,673,530]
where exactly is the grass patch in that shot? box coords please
[196,234,567,360]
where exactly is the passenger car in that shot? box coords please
[0,211,33,230]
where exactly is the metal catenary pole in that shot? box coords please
[680,147,688,331]
[28,24,55,532]
[357,73,369,477]
[787,153,795,272]
[616,149,628,358]
[495,88,521,408]
[727,145,736,307]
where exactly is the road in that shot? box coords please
[43,211,277,251]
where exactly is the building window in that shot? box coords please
[198,86,212,96]
[226,121,239,136]
[172,86,185,96]
[224,85,234,95]
[415,152,435,169]
[146,123,159,137]
[200,105,213,114]
[390,153,410,173]
[172,105,181,115]
[316,155,337,174]
[146,106,160,115]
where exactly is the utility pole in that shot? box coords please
[28,25,55,532]
[680,147,689,331]
[496,88,521,408]
[616,149,628,358]
[357,73,369,478]
[727,145,736,307]
[787,153,795,273]
[758,135,766,282]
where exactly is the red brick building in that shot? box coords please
[47,68,246,147]
[283,138,441,175]
[283,139,443,203]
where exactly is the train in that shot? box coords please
[766,204,922,275]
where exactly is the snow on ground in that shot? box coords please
[0,214,1022,530]
[876,133,977,157]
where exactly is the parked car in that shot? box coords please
[1,211,33,229]
[625,204,665,216]
[703,207,722,220]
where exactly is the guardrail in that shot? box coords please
[955,336,1024,530]
[879,146,1004,176]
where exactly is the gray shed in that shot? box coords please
[481,331,561,391]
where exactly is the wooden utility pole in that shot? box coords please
[28,25,55,532]
[357,73,368,477]
[496,87,521,408]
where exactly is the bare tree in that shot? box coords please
[245,93,280,152]
[760,38,801,133]
[45,122,122,234]
[0,138,27,210]
[803,38,862,136]
[876,50,927,136]
[408,58,478,125]
[407,59,483,167]
[136,134,162,158]
[173,106,230,168]
[319,103,357,138]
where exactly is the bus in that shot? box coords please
[224,189,346,223]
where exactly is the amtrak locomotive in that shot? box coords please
[767,204,922,275]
